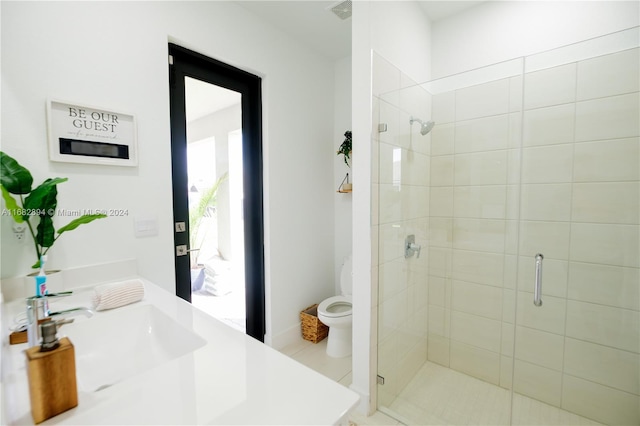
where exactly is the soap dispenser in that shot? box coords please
[25,321,78,424]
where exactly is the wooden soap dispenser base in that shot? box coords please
[25,321,78,424]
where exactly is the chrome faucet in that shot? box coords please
[26,293,94,347]
[49,307,94,319]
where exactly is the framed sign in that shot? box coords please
[47,99,138,166]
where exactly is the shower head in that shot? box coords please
[410,116,436,135]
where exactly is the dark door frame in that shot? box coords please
[168,43,265,342]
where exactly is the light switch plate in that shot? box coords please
[134,216,158,238]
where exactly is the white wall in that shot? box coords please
[187,104,241,145]
[334,56,352,293]
[0,1,336,345]
[351,0,432,414]
[351,1,374,414]
[371,1,432,83]
[432,0,640,79]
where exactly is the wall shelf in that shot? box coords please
[337,172,351,193]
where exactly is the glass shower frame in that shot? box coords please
[374,26,640,426]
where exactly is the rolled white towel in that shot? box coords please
[92,279,145,311]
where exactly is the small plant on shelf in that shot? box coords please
[336,130,352,167]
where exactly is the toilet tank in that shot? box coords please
[340,256,353,295]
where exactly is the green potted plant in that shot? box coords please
[336,131,352,191]
[188,172,227,293]
[336,130,352,167]
[189,172,227,264]
[0,151,107,270]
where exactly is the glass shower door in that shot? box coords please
[511,29,640,425]
[372,51,433,423]
[374,27,639,426]
[374,50,524,425]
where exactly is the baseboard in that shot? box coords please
[349,383,372,415]
[265,322,303,350]
[0,258,138,302]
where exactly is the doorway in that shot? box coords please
[168,44,265,342]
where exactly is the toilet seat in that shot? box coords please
[318,295,352,318]
[316,255,353,358]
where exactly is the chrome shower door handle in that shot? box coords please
[534,253,543,307]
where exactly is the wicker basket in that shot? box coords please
[300,304,328,343]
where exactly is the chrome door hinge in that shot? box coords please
[169,54,174,65]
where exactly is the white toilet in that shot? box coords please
[317,255,353,358]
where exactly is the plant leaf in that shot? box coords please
[0,184,23,223]
[36,214,56,248]
[23,178,67,213]
[0,152,33,194]
[57,213,107,235]
[189,173,228,250]
[24,181,59,247]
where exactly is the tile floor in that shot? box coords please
[283,340,603,426]
[280,338,352,386]
[385,362,602,426]
[282,338,401,425]
[191,254,246,333]
[191,284,245,332]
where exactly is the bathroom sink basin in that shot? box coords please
[61,304,206,392]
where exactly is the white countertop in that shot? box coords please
[1,279,359,425]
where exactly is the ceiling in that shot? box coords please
[238,1,352,61]
[185,77,241,122]
[188,1,485,120]
[419,1,485,22]
[238,1,485,61]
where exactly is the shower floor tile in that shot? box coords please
[385,361,603,425]
[282,340,603,425]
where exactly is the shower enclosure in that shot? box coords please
[374,27,639,425]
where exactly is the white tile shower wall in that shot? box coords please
[373,52,431,408]
[433,72,514,390]
[426,47,639,425]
